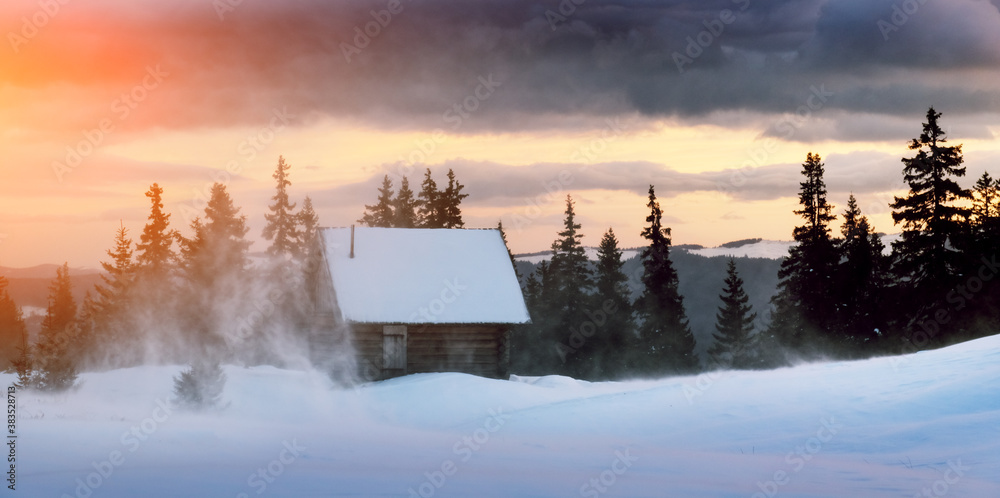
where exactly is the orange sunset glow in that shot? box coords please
[1,0,999,268]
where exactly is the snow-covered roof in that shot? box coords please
[319,227,530,324]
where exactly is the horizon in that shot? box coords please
[2,0,999,268]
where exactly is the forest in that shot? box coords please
[1,107,998,393]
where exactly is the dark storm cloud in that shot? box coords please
[7,0,998,136]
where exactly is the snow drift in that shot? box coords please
[3,334,999,497]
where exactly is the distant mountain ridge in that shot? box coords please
[0,264,101,279]
[513,234,901,263]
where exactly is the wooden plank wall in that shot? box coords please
[350,323,509,381]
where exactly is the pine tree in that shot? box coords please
[834,195,887,352]
[32,263,79,391]
[392,176,419,228]
[511,260,556,375]
[177,183,252,355]
[707,259,757,369]
[87,223,140,367]
[497,220,521,281]
[768,153,839,353]
[971,172,1000,238]
[135,183,176,279]
[0,277,28,371]
[635,186,697,374]
[889,108,971,336]
[417,168,444,228]
[95,223,136,309]
[440,169,468,228]
[262,156,300,259]
[359,175,394,227]
[180,183,252,280]
[589,228,636,379]
[172,361,227,411]
[131,184,179,363]
[549,195,595,374]
[296,195,320,258]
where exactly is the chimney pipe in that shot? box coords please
[349,225,355,258]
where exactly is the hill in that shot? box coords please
[515,244,782,358]
[3,333,999,496]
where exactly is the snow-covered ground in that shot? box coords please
[686,240,795,260]
[5,334,1000,497]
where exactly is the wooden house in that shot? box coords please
[309,226,530,381]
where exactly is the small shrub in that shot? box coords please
[172,361,226,411]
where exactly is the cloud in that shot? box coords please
[308,150,910,215]
[1,0,997,141]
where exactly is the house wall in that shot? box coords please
[351,323,509,381]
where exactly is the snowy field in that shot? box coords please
[5,334,1000,497]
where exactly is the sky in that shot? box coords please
[1,0,999,268]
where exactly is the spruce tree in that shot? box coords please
[968,172,1000,338]
[95,223,136,309]
[172,361,227,411]
[359,175,394,227]
[33,263,79,391]
[392,176,419,228]
[889,108,971,337]
[181,183,252,277]
[510,262,553,375]
[0,277,28,371]
[834,195,887,352]
[549,195,595,374]
[417,168,444,228]
[635,186,697,374]
[768,153,839,353]
[589,228,636,379]
[132,184,179,363]
[497,220,521,281]
[135,183,176,279]
[440,169,468,228]
[296,195,320,257]
[971,172,999,238]
[262,156,300,259]
[707,259,757,369]
[89,223,139,367]
[177,183,252,355]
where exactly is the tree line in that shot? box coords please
[512,107,1000,379]
[1,156,320,397]
[3,107,996,386]
[358,168,468,228]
